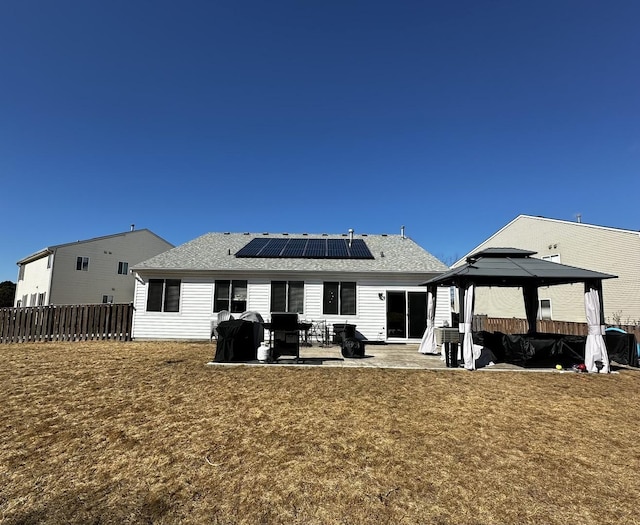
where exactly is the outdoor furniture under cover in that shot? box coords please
[422,248,617,372]
[214,319,259,362]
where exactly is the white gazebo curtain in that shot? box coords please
[418,287,437,354]
[584,284,610,373]
[459,283,480,370]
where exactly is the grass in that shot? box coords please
[1,341,639,525]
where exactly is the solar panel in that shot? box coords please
[259,238,289,257]
[327,239,349,258]
[348,239,374,259]
[304,239,326,258]
[235,238,270,257]
[236,237,374,259]
[282,238,307,257]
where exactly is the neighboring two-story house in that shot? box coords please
[130,231,451,342]
[15,228,173,307]
[456,215,640,323]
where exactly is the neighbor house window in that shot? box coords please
[76,256,89,271]
[270,281,304,313]
[47,254,53,269]
[18,265,24,281]
[214,280,247,313]
[102,295,114,304]
[542,254,561,264]
[37,293,46,306]
[323,281,356,315]
[147,279,181,312]
[539,299,552,320]
[117,261,129,275]
[30,294,37,306]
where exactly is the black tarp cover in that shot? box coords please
[604,331,639,367]
[214,320,259,362]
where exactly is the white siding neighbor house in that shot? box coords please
[15,228,174,307]
[131,231,451,342]
[456,215,640,323]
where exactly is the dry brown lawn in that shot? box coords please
[1,341,639,525]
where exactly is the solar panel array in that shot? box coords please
[235,238,374,259]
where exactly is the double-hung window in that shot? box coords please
[271,281,304,313]
[214,280,247,313]
[76,256,89,271]
[117,261,129,275]
[323,281,356,315]
[146,279,181,312]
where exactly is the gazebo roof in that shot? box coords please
[422,248,617,288]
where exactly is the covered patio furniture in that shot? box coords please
[422,248,617,372]
[214,319,259,362]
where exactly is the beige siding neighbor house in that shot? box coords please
[15,228,173,306]
[131,231,451,342]
[456,215,640,323]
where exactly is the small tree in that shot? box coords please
[0,281,16,307]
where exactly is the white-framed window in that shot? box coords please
[18,265,25,281]
[539,299,552,320]
[21,295,27,307]
[76,256,89,271]
[323,281,356,315]
[214,280,247,313]
[47,254,53,269]
[270,281,304,313]
[146,279,181,312]
[542,254,561,264]
[117,261,129,275]
[30,294,37,306]
[37,293,45,306]
[102,295,114,304]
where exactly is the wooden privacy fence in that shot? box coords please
[473,315,640,342]
[0,303,134,343]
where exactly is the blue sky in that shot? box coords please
[1,0,639,282]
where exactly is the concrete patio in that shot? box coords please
[207,342,536,371]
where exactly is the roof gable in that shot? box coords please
[17,229,173,265]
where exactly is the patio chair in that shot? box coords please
[210,310,234,342]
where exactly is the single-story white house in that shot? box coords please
[131,231,451,342]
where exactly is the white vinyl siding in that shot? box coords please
[132,272,451,342]
[14,255,53,307]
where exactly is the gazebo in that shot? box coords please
[419,248,617,372]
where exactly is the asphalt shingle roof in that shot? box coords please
[424,248,616,287]
[132,232,448,274]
